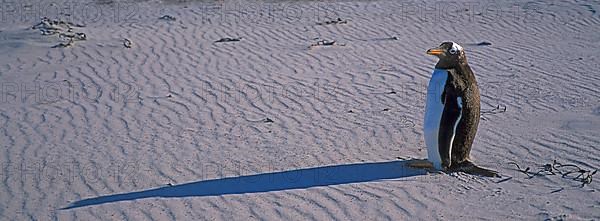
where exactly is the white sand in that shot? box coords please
[1,0,599,220]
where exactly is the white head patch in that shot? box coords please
[449,42,463,54]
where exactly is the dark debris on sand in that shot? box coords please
[316,18,348,25]
[509,160,597,187]
[215,37,243,43]
[309,40,346,48]
[33,17,87,48]
[123,38,133,48]
[159,15,177,21]
[480,104,507,120]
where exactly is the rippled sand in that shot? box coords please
[0,0,599,220]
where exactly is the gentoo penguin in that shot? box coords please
[410,42,498,177]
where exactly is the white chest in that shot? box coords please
[423,69,448,170]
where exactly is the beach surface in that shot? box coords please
[0,0,599,220]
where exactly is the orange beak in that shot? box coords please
[426,47,444,55]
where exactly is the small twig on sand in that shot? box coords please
[371,36,399,41]
[215,37,243,43]
[159,15,176,21]
[550,187,564,193]
[494,177,513,183]
[316,18,348,25]
[248,118,274,123]
[309,40,346,48]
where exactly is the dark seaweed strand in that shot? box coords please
[509,160,596,187]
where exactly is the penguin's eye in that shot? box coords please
[449,48,458,55]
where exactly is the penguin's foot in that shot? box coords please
[447,161,500,178]
[406,159,437,173]
[407,159,433,168]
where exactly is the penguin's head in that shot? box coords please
[427,42,465,68]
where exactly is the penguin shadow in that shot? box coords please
[61,160,427,210]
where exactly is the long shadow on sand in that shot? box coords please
[62,160,426,209]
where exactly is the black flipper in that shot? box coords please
[438,86,461,169]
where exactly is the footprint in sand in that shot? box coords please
[561,119,600,131]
